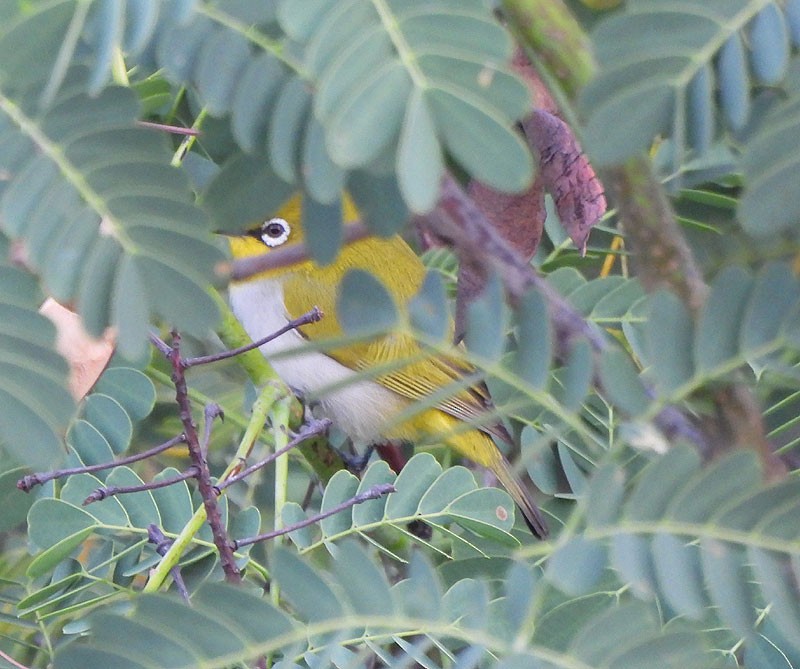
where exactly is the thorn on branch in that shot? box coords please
[201,403,225,458]
[232,482,395,550]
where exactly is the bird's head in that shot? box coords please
[226,193,304,266]
[225,193,363,282]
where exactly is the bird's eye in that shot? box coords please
[260,218,290,247]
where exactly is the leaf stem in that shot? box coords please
[270,399,292,606]
[370,0,427,90]
[39,0,91,107]
[111,47,129,86]
[170,107,208,166]
[197,4,308,76]
[0,93,135,252]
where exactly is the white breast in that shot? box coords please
[228,279,407,444]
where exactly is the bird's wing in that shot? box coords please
[282,267,499,433]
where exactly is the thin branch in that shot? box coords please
[215,418,331,494]
[163,331,241,583]
[607,157,708,312]
[148,332,172,357]
[182,308,323,368]
[220,222,371,282]
[83,467,199,505]
[147,525,189,603]
[232,483,396,549]
[16,433,187,492]
[171,107,208,166]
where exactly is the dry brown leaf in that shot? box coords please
[39,299,116,400]
[523,110,606,256]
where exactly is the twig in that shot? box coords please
[215,418,331,494]
[232,483,396,549]
[149,332,172,357]
[16,433,187,492]
[182,308,323,368]
[171,107,207,166]
[83,467,199,505]
[163,331,242,584]
[147,525,189,603]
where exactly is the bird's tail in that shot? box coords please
[423,410,549,538]
[443,422,549,538]
[489,455,549,539]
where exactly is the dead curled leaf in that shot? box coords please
[39,298,116,401]
[467,49,606,262]
[467,179,545,261]
[523,110,607,256]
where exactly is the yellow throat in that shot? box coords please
[226,194,548,537]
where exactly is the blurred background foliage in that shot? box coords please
[0,0,800,667]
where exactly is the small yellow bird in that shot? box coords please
[227,194,548,538]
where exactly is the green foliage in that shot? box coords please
[279,0,534,209]
[1,1,800,668]
[284,455,519,556]
[740,74,800,236]
[571,447,800,639]
[0,234,73,469]
[53,542,725,669]
[580,1,797,168]
[596,262,800,422]
[69,366,155,463]
[337,269,399,337]
[579,0,800,242]
[0,65,222,360]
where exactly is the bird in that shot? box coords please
[225,193,548,538]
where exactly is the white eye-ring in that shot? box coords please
[260,218,291,247]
